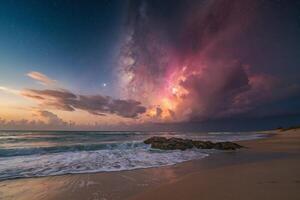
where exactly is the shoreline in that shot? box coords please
[0,131,265,182]
[1,129,299,200]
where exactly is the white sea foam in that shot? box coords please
[0,146,207,180]
[0,131,265,181]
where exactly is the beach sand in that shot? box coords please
[1,129,299,200]
[129,129,300,200]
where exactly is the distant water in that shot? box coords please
[0,131,264,181]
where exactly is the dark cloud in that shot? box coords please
[21,89,146,118]
[178,61,250,120]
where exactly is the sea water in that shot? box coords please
[0,131,264,181]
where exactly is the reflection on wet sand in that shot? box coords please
[0,164,182,200]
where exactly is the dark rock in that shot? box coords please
[144,136,244,151]
[192,141,214,149]
[213,142,243,150]
[149,137,193,150]
[144,136,168,144]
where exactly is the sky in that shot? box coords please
[0,0,300,131]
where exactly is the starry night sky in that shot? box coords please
[0,0,300,130]
[0,0,125,94]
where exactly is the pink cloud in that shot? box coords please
[27,71,56,85]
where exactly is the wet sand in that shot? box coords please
[1,129,299,200]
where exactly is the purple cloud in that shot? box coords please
[21,89,146,118]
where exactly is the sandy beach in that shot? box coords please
[129,129,300,200]
[1,129,299,200]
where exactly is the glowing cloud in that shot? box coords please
[27,71,56,85]
[0,86,20,95]
[117,0,298,122]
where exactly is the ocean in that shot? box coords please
[0,131,264,181]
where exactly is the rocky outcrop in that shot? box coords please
[213,141,243,150]
[144,136,243,151]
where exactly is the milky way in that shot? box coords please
[117,0,291,122]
